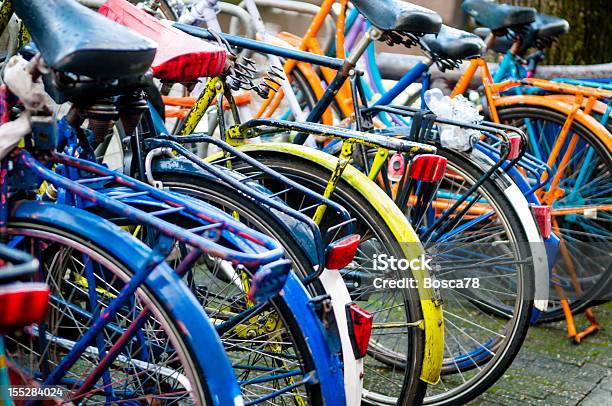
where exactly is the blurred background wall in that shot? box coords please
[501,0,612,64]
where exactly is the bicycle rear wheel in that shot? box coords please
[5,217,214,405]
[228,150,429,406]
[497,105,612,322]
[153,172,334,405]
[421,148,535,405]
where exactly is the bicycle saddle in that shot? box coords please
[100,0,226,82]
[420,25,486,61]
[462,0,536,31]
[11,0,156,79]
[531,13,569,40]
[473,13,569,54]
[351,0,441,35]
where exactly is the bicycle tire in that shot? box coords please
[157,172,352,404]
[422,147,535,405]
[226,150,429,406]
[496,105,612,323]
[107,186,328,405]
[5,217,214,405]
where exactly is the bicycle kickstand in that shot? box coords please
[553,281,600,345]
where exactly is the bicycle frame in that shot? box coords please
[175,11,546,208]
[452,57,612,205]
[56,110,350,405]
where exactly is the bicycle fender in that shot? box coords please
[10,200,244,406]
[235,143,444,385]
[493,95,612,150]
[318,267,364,405]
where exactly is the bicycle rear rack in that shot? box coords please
[146,134,356,278]
[360,104,529,241]
[18,150,284,269]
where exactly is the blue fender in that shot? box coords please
[10,200,244,406]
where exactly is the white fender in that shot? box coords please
[502,181,549,310]
[318,268,363,406]
[471,149,549,310]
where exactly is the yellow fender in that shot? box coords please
[230,142,444,384]
[493,95,612,150]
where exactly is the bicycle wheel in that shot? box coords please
[421,147,535,405]
[153,172,337,404]
[227,150,429,406]
[4,217,214,405]
[497,105,612,322]
[124,191,327,405]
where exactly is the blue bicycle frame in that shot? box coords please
[52,111,347,406]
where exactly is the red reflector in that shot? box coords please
[0,283,49,332]
[507,135,521,160]
[409,154,447,182]
[325,234,361,270]
[530,205,552,239]
[346,303,373,359]
[387,152,406,181]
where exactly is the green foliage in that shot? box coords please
[503,0,612,65]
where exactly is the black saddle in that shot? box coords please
[351,0,441,35]
[474,13,569,55]
[531,14,569,41]
[462,0,536,31]
[12,0,156,79]
[421,25,486,62]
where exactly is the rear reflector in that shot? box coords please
[387,152,406,181]
[0,282,49,332]
[409,154,447,182]
[507,135,521,160]
[346,303,373,359]
[530,205,552,239]
[325,234,361,270]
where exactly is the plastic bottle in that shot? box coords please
[424,88,482,151]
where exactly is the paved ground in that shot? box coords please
[470,303,612,405]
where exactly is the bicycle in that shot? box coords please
[0,1,355,404]
[457,0,612,343]
[155,2,547,404]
